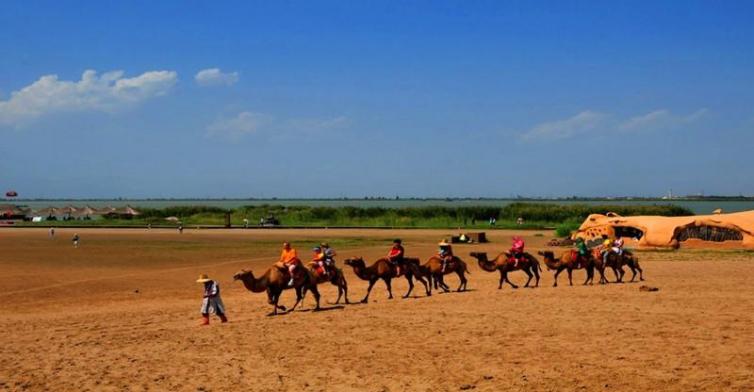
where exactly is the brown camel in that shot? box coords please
[469,251,541,289]
[233,265,320,315]
[417,256,469,293]
[538,250,605,287]
[305,261,350,304]
[343,257,430,303]
[594,250,645,283]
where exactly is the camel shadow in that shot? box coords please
[296,305,345,313]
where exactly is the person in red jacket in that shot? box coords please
[387,239,405,275]
[509,236,525,268]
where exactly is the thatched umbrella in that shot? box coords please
[34,206,60,217]
[73,205,98,218]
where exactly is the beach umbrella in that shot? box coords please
[34,206,60,217]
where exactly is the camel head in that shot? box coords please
[344,257,365,268]
[233,269,254,281]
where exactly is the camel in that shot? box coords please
[343,257,430,303]
[538,250,605,287]
[595,250,645,283]
[233,265,320,315]
[306,261,350,304]
[417,256,470,293]
[469,251,541,289]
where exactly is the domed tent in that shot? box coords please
[573,210,754,249]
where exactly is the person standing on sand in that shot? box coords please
[72,233,79,248]
[49,227,55,238]
[197,274,227,325]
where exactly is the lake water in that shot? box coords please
[8,199,754,215]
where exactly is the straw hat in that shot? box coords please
[438,240,449,246]
[196,274,211,283]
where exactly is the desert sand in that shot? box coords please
[2,228,754,391]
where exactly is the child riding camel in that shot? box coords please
[387,239,405,275]
[599,234,612,264]
[439,240,454,273]
[312,246,328,278]
[509,236,525,268]
[197,274,227,325]
[278,242,300,287]
[320,242,337,272]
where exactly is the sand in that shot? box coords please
[2,228,754,391]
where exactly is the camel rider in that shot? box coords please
[612,236,625,256]
[278,242,300,287]
[600,235,613,265]
[575,237,589,268]
[320,242,337,272]
[387,239,405,275]
[509,236,525,268]
[312,246,328,278]
[439,240,454,273]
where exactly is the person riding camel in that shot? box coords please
[387,239,405,275]
[278,242,300,287]
[575,237,589,268]
[599,234,613,265]
[509,236,525,268]
[439,240,454,273]
[320,242,337,274]
[612,236,625,256]
[312,246,328,278]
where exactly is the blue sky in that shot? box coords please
[1,1,753,198]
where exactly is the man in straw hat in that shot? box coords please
[438,239,454,273]
[196,274,228,325]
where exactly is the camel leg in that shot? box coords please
[289,286,304,312]
[553,268,563,287]
[310,283,321,310]
[438,274,450,292]
[567,268,574,286]
[596,266,606,285]
[498,270,505,289]
[635,263,644,281]
[533,265,540,287]
[456,270,466,292]
[361,277,378,303]
[416,273,431,296]
[341,276,350,304]
[504,272,519,289]
[403,273,415,298]
[618,267,626,282]
[611,267,621,283]
[523,268,533,288]
[583,266,594,285]
[384,276,394,299]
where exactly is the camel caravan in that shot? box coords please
[228,235,644,316]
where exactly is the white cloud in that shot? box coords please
[194,68,239,87]
[521,111,608,141]
[206,111,349,140]
[619,108,708,131]
[206,111,271,139]
[0,69,177,126]
[522,108,708,142]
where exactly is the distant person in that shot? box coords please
[49,227,55,238]
[178,224,183,234]
[438,240,454,272]
[243,218,249,229]
[516,217,524,225]
[387,239,405,275]
[196,274,227,325]
[147,223,151,230]
[278,242,300,287]
[599,235,612,264]
[72,233,80,248]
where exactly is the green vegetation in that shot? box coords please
[16,202,694,229]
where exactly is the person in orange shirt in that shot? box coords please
[278,242,300,286]
[312,246,328,278]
